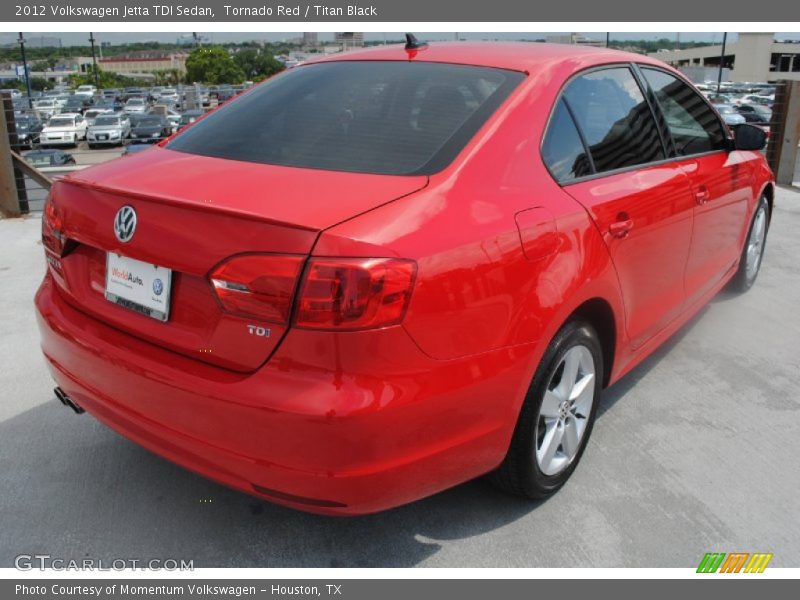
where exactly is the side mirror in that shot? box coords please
[732,124,768,151]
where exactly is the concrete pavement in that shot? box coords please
[1,187,799,568]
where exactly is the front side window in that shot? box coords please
[641,68,727,156]
[562,67,664,174]
[167,61,524,175]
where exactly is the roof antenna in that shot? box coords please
[405,33,428,51]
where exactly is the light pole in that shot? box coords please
[17,33,33,109]
[716,32,728,94]
[89,32,100,89]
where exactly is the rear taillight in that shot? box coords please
[42,194,66,256]
[210,254,305,324]
[294,258,416,330]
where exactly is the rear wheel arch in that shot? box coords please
[564,298,617,389]
[762,183,774,225]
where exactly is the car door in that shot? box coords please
[544,66,697,349]
[639,67,755,305]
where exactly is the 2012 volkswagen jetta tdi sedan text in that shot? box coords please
[35,42,774,514]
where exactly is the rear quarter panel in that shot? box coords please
[314,69,626,371]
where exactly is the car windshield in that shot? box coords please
[48,118,75,127]
[94,116,119,126]
[716,105,736,114]
[128,99,144,105]
[167,61,524,175]
[138,118,162,126]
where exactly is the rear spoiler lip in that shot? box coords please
[54,177,320,233]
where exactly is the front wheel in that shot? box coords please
[490,320,603,499]
[730,195,770,293]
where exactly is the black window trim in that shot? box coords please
[633,63,733,161]
[541,62,733,187]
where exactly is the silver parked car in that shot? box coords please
[87,114,131,148]
[713,104,746,126]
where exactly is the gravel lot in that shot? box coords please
[1,186,799,568]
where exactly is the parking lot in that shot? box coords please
[0,185,798,568]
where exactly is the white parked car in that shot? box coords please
[34,98,60,120]
[83,108,113,126]
[87,114,131,147]
[123,98,148,114]
[159,88,180,102]
[75,84,97,98]
[40,113,88,147]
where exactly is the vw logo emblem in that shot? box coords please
[153,278,164,296]
[114,205,137,243]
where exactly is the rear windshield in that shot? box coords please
[94,116,119,126]
[167,61,524,175]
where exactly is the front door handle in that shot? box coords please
[609,217,633,239]
[695,186,710,205]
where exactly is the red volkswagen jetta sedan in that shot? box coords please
[36,42,773,514]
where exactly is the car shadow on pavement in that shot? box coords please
[0,308,712,569]
[0,398,548,568]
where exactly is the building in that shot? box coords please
[335,32,365,50]
[648,33,800,82]
[98,53,188,76]
[545,33,605,48]
[302,32,318,46]
[24,36,62,48]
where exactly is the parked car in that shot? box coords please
[123,97,148,114]
[0,88,22,98]
[74,84,97,98]
[121,140,157,156]
[33,98,60,120]
[736,109,770,125]
[177,109,204,130]
[62,95,93,114]
[39,113,87,147]
[122,87,146,102]
[149,106,181,133]
[736,103,772,120]
[159,87,180,103]
[713,103,746,126]
[129,115,171,140]
[24,148,76,167]
[13,114,44,148]
[83,108,114,126]
[87,114,131,148]
[35,43,774,515]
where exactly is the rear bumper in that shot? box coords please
[35,274,535,515]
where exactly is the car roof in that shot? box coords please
[54,112,81,118]
[307,41,669,74]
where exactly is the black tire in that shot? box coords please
[87,144,96,150]
[729,195,770,293]
[489,320,603,499]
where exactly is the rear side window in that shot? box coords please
[167,61,524,175]
[541,99,592,182]
[562,67,665,174]
[641,68,727,156]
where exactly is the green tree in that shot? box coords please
[233,48,285,81]
[185,46,246,85]
[68,67,145,89]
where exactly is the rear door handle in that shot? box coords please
[695,186,710,205]
[609,218,633,239]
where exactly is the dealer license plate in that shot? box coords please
[105,252,172,321]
